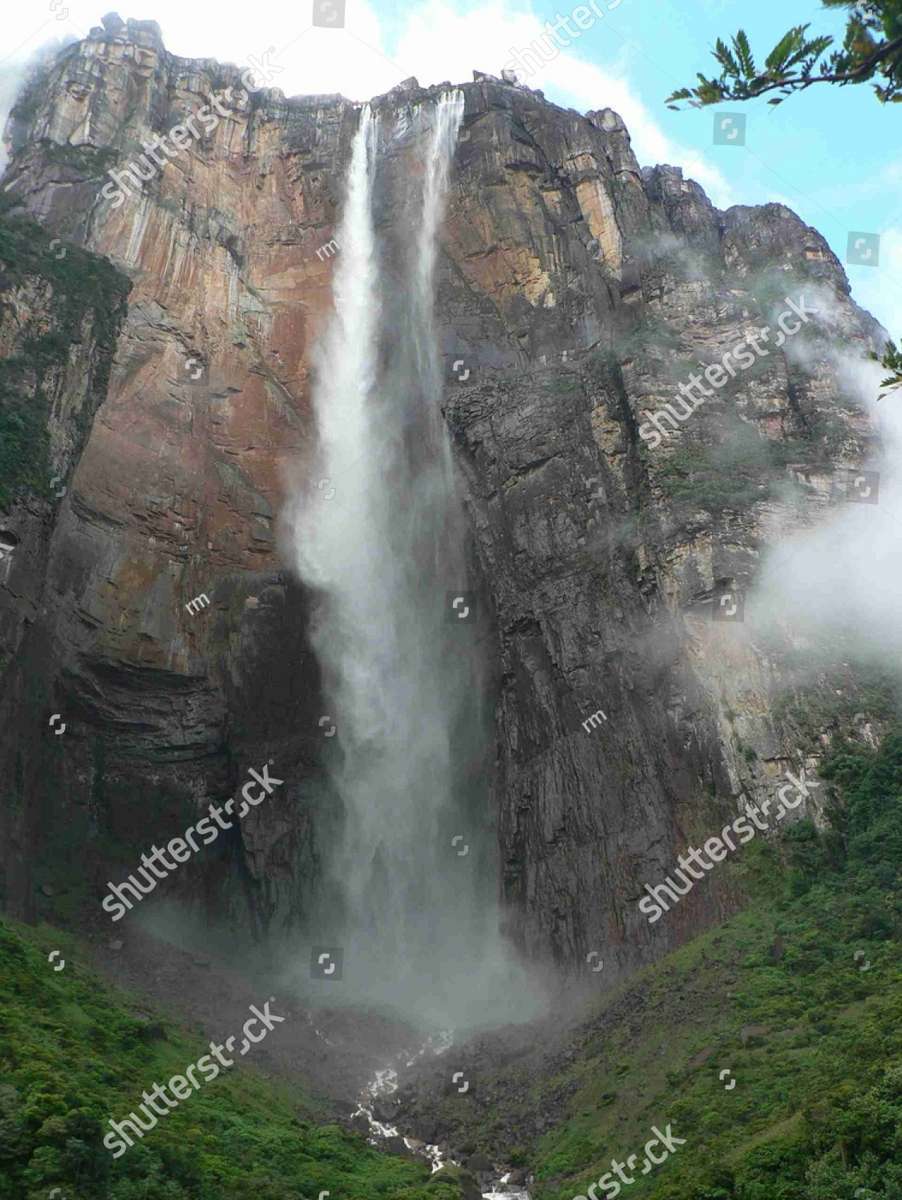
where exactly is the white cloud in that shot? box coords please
[0,0,402,98]
[393,0,735,205]
[0,0,733,205]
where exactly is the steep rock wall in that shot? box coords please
[0,18,885,976]
[0,204,130,916]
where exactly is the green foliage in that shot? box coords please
[613,314,687,364]
[873,338,902,399]
[529,730,902,1199]
[40,142,118,175]
[657,443,762,514]
[7,79,43,128]
[772,665,902,751]
[0,360,51,508]
[0,920,461,1200]
[655,426,800,516]
[666,3,902,108]
[0,206,130,510]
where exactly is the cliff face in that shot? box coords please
[0,18,884,974]
[0,202,130,918]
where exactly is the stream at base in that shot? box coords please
[352,1029,531,1200]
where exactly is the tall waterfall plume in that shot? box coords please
[290,93,539,1027]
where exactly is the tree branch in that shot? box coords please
[726,34,902,99]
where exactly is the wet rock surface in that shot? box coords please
[0,24,887,983]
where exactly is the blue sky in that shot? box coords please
[2,0,899,332]
[552,0,901,334]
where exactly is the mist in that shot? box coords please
[0,39,74,174]
[286,94,545,1031]
[747,335,902,666]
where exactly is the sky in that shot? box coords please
[1,0,900,335]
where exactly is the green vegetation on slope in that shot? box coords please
[2,728,899,1200]
[0,920,462,1200]
[0,201,130,510]
[533,732,902,1199]
[654,425,817,516]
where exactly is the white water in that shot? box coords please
[291,95,542,1027]
[354,1032,531,1200]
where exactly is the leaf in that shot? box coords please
[697,80,726,105]
[788,34,834,70]
[765,27,805,74]
[714,37,740,77]
[874,340,902,398]
[733,29,756,78]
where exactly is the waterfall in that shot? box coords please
[291,93,539,1027]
